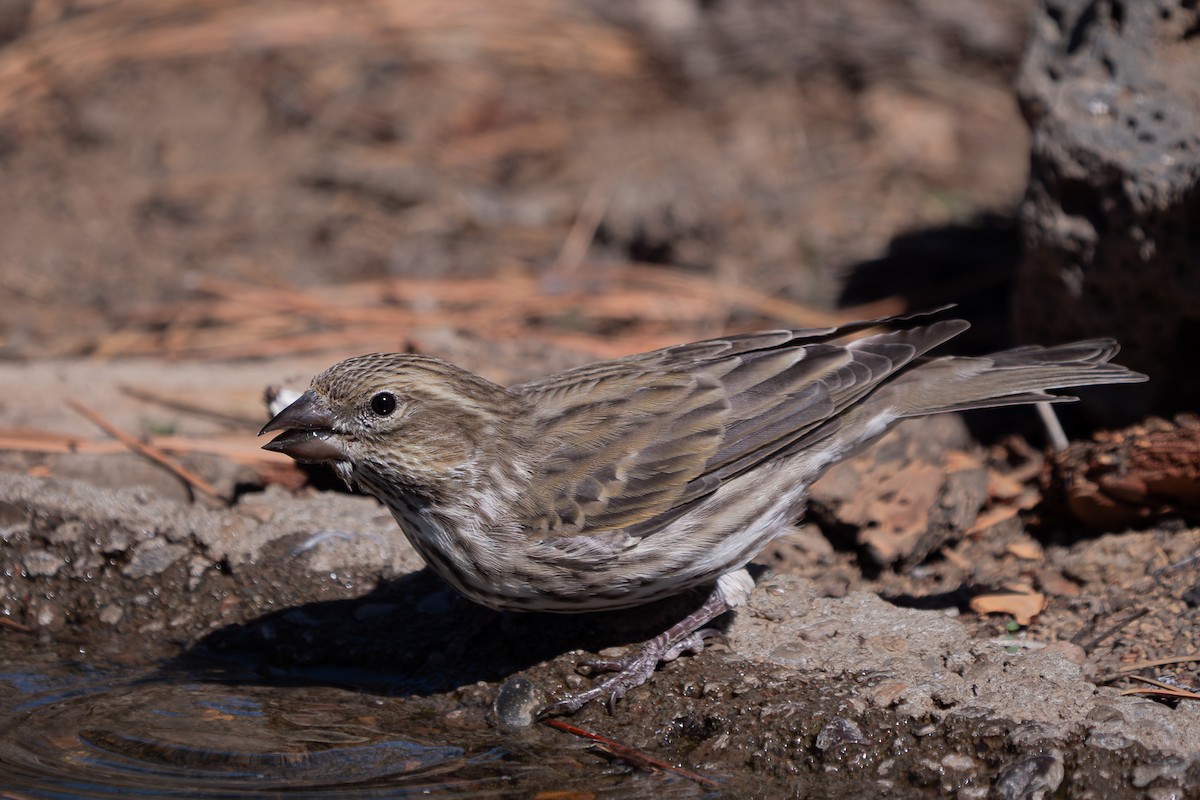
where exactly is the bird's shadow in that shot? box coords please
[183,567,717,697]
[880,584,976,612]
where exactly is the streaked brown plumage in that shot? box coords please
[260,312,1146,714]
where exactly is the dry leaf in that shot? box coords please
[988,470,1026,501]
[1036,568,1081,598]
[966,504,1020,536]
[1006,540,1043,561]
[970,585,1047,625]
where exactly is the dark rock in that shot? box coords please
[1015,0,1200,419]
[492,676,547,729]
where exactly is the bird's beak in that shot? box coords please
[259,390,347,463]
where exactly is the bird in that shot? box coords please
[259,311,1146,715]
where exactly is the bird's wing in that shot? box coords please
[511,317,969,541]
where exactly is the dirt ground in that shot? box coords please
[1,1,1198,796]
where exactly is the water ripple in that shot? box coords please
[0,663,492,799]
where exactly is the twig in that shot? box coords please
[91,266,913,364]
[0,616,34,634]
[1119,675,1200,700]
[1036,402,1069,452]
[119,385,259,428]
[1121,687,1200,700]
[542,717,718,787]
[66,399,227,504]
[1116,655,1200,673]
[1153,551,1200,579]
[1072,606,1149,652]
[1002,436,1046,484]
[548,180,611,284]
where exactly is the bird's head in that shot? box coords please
[259,353,528,498]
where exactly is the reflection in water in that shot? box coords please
[0,665,476,797]
[0,645,717,799]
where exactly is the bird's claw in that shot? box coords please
[540,627,727,717]
[538,643,663,717]
[539,658,656,717]
[662,627,725,661]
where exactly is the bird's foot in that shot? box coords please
[539,583,737,718]
[540,634,672,717]
[543,628,727,716]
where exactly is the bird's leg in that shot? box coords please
[542,592,729,716]
[540,569,754,716]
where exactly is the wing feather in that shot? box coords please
[503,312,1145,554]
[512,314,966,542]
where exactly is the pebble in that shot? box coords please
[1039,640,1087,665]
[492,676,546,729]
[122,541,188,578]
[22,549,66,577]
[98,603,124,625]
[993,751,1064,800]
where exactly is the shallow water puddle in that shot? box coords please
[0,641,716,798]
[0,664,474,797]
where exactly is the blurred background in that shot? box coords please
[0,0,1040,382]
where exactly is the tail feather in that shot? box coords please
[887,339,1147,418]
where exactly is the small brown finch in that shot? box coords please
[260,312,1145,714]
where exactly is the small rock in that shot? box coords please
[863,634,910,654]
[1085,705,1125,724]
[98,524,133,554]
[815,717,869,750]
[1088,731,1132,751]
[768,642,814,666]
[98,603,124,625]
[993,751,1064,800]
[1132,756,1190,789]
[492,676,547,729]
[29,598,64,630]
[941,752,981,772]
[1039,641,1086,666]
[815,575,849,598]
[122,540,188,579]
[47,519,89,545]
[868,680,909,708]
[22,549,65,577]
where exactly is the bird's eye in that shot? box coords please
[370,392,397,417]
